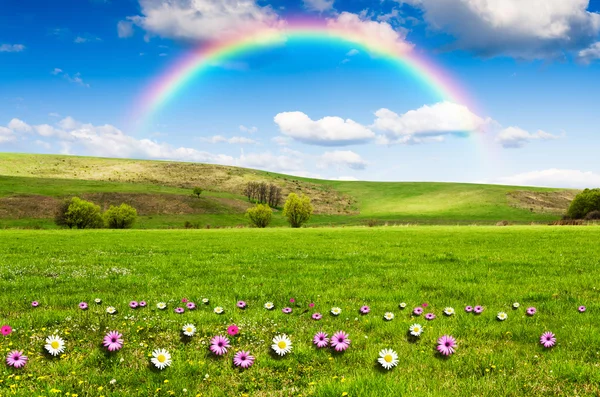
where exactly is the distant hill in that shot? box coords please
[0,153,577,228]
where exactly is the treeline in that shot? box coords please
[243,182,282,208]
[55,197,137,229]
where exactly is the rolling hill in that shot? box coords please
[0,153,577,228]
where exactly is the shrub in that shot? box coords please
[567,188,600,219]
[585,210,600,220]
[192,187,203,198]
[282,193,314,228]
[104,203,138,229]
[184,221,200,229]
[246,204,273,228]
[56,197,103,229]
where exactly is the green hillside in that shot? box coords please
[0,153,577,228]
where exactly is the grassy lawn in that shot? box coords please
[1,226,599,396]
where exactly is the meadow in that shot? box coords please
[1,226,600,396]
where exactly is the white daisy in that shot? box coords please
[378,348,399,370]
[331,307,342,316]
[202,298,209,304]
[497,312,508,321]
[513,302,520,308]
[94,298,102,304]
[157,302,167,310]
[399,302,407,309]
[151,349,172,370]
[45,335,65,356]
[182,324,196,337]
[264,302,274,310]
[106,306,117,314]
[383,312,394,321]
[409,323,423,336]
[444,307,455,316]
[271,334,292,356]
[214,306,224,314]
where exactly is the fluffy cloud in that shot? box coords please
[8,118,33,133]
[303,0,335,12]
[0,44,25,52]
[495,127,560,149]
[327,12,413,53]
[373,102,491,144]
[491,169,600,189]
[578,42,600,63]
[406,0,600,59]
[0,126,15,143]
[126,0,283,42]
[274,111,375,146]
[318,150,368,170]
[200,135,257,144]
[117,21,134,38]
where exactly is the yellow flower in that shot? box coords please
[342,393,348,396]
[164,380,169,383]
[98,386,103,391]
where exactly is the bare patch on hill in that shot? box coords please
[507,190,578,214]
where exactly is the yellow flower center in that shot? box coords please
[414,327,420,332]
[157,354,166,363]
[384,354,393,363]
[186,327,192,332]
[51,341,59,349]
[277,341,287,349]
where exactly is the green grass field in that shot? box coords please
[1,226,600,396]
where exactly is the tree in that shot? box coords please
[282,193,314,228]
[246,204,273,228]
[56,197,103,229]
[192,187,203,198]
[567,188,600,219]
[104,203,138,229]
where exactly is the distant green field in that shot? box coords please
[1,226,599,396]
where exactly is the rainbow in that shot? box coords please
[132,21,479,126]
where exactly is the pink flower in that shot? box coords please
[330,331,350,352]
[312,313,322,320]
[233,350,254,368]
[360,306,370,314]
[465,306,473,313]
[209,335,230,356]
[413,307,423,316]
[6,350,27,368]
[540,332,556,348]
[181,298,188,303]
[237,301,247,309]
[79,302,88,310]
[174,307,184,314]
[103,331,123,352]
[282,307,292,314]
[186,302,196,310]
[578,306,586,313]
[289,298,295,303]
[474,306,484,314]
[227,325,239,336]
[437,335,457,356]
[1,325,12,336]
[526,307,536,316]
[31,301,39,307]
[139,301,147,307]
[422,303,429,308]
[313,332,329,348]
[129,301,138,309]
[309,302,315,308]
[425,313,436,321]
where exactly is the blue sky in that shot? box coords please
[1,0,600,187]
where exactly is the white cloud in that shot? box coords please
[51,69,90,87]
[578,41,600,63]
[200,135,257,144]
[8,118,33,133]
[327,12,413,54]
[0,44,25,52]
[0,126,15,143]
[303,0,335,12]
[318,150,368,170]
[330,176,359,181]
[74,34,101,44]
[346,49,359,56]
[406,0,600,59]
[236,150,304,173]
[239,125,258,134]
[491,169,600,189]
[274,111,375,146]
[373,101,491,144]
[48,112,61,118]
[128,0,283,42]
[117,20,134,38]
[271,136,291,146]
[495,127,560,149]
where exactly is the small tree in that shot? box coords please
[567,188,600,219]
[60,197,103,229]
[246,204,273,228]
[282,193,314,228]
[55,199,75,229]
[104,203,138,229]
[192,187,203,198]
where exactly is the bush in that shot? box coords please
[585,210,600,220]
[567,188,600,219]
[282,193,314,228]
[192,187,203,198]
[184,221,200,229]
[104,203,138,229]
[55,197,103,229]
[246,204,273,228]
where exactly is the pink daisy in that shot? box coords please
[209,335,230,356]
[330,331,351,352]
[237,301,247,309]
[360,306,370,314]
[1,325,12,336]
[129,301,138,309]
[79,302,88,310]
[233,350,255,369]
[413,307,423,316]
[437,335,457,356]
[425,313,436,321]
[465,306,473,313]
[227,325,239,336]
[139,301,147,307]
[174,307,184,314]
[6,350,27,368]
[181,298,188,303]
[540,332,556,348]
[282,307,292,314]
[186,302,196,310]
[103,331,124,352]
[289,298,295,303]
[312,313,322,320]
[31,301,39,307]
[422,303,429,307]
[313,332,329,348]
[578,306,586,313]
[474,306,484,314]
[526,307,536,316]
[309,303,315,308]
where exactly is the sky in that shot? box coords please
[1,0,600,188]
